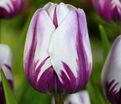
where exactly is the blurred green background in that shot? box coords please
[1,0,121,104]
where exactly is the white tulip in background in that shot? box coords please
[0,44,13,81]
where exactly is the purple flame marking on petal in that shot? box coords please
[105,80,121,104]
[4,64,11,70]
[24,10,41,87]
[76,11,89,87]
[61,62,77,93]
[34,56,50,86]
[53,7,58,28]
[36,66,55,93]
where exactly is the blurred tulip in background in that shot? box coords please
[0,0,24,19]
[102,35,121,104]
[52,90,90,104]
[0,44,13,104]
[92,0,121,22]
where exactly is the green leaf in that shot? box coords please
[99,25,110,60]
[0,69,18,104]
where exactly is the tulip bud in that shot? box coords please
[102,35,121,104]
[92,0,121,22]
[24,2,92,94]
[0,0,23,19]
[0,44,13,104]
[52,90,90,104]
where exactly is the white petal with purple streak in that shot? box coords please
[48,10,78,80]
[77,9,92,73]
[24,9,55,82]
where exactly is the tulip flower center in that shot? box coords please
[111,0,121,13]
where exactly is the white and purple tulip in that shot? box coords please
[0,0,23,19]
[92,0,121,22]
[102,35,121,104]
[0,44,13,104]
[52,90,90,104]
[24,2,92,94]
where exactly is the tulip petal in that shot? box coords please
[24,9,55,85]
[55,3,70,26]
[48,9,92,81]
[43,3,70,27]
[48,10,78,79]
[66,4,76,11]
[46,9,92,93]
[77,9,92,79]
[43,2,57,21]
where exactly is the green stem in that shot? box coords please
[54,94,64,104]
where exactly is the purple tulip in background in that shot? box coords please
[92,0,121,22]
[102,35,121,104]
[0,44,13,104]
[24,2,92,94]
[52,90,90,104]
[0,0,23,19]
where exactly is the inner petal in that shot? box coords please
[43,3,71,27]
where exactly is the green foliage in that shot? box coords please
[0,69,18,104]
[99,25,110,60]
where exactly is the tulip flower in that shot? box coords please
[0,44,13,104]
[52,90,90,104]
[92,0,121,22]
[101,35,121,104]
[24,2,92,94]
[0,0,23,19]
